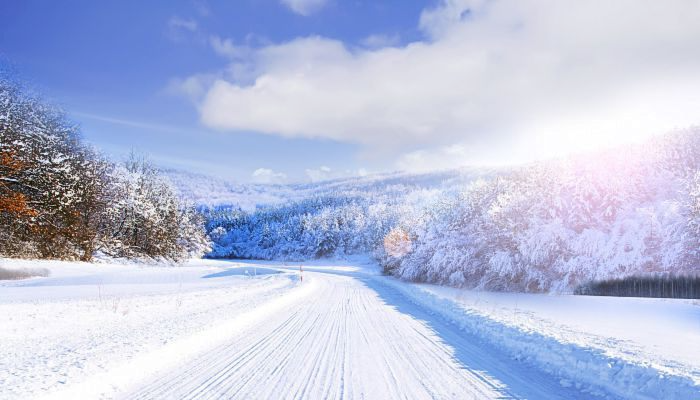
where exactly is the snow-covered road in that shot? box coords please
[125,269,591,400]
[3,258,696,399]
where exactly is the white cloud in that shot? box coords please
[167,16,202,43]
[360,33,400,49]
[185,0,700,169]
[168,16,198,32]
[72,112,199,136]
[396,144,475,173]
[305,166,332,182]
[209,35,252,59]
[251,168,287,184]
[280,0,328,16]
[166,73,214,99]
[304,166,369,182]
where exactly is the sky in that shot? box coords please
[2,0,700,183]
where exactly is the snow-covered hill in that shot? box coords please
[163,166,496,210]
[177,129,700,293]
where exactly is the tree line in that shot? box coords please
[575,275,700,299]
[202,128,700,293]
[0,73,210,261]
[203,195,406,261]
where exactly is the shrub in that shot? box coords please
[0,266,50,280]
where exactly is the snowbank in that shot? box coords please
[373,277,700,400]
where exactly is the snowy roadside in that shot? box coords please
[0,258,308,400]
[3,256,699,399]
[374,276,700,400]
[233,257,700,398]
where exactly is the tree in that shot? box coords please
[0,148,35,217]
[1,72,209,262]
[100,153,210,260]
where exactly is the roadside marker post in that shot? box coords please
[300,265,303,283]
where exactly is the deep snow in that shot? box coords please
[417,284,700,374]
[1,258,698,399]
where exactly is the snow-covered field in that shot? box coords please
[0,258,299,399]
[418,284,700,375]
[1,257,698,399]
[393,280,700,399]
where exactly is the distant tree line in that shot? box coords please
[575,275,700,299]
[203,128,700,293]
[203,195,407,261]
[0,73,210,261]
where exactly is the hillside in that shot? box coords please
[161,168,497,211]
[186,129,700,293]
[163,167,497,210]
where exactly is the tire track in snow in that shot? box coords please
[123,271,606,400]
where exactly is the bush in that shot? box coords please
[0,266,50,280]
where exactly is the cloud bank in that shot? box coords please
[187,0,700,168]
[251,168,288,184]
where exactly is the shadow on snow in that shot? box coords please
[293,266,611,400]
[202,267,281,279]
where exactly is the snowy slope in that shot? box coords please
[162,168,294,210]
[184,130,700,293]
[163,167,494,210]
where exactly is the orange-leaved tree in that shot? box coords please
[0,148,36,218]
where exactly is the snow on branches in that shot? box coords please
[203,128,700,292]
[0,74,209,261]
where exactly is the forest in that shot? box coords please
[0,74,210,262]
[202,130,700,292]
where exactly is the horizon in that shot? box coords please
[2,0,699,183]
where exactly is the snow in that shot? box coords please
[1,257,698,399]
[196,129,700,293]
[164,166,492,210]
[387,279,700,399]
[416,285,700,371]
[0,258,302,399]
[124,262,593,400]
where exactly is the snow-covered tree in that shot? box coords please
[200,128,700,292]
[99,154,210,260]
[0,72,112,259]
[0,72,210,262]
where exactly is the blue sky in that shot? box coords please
[1,0,429,181]
[2,1,699,182]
